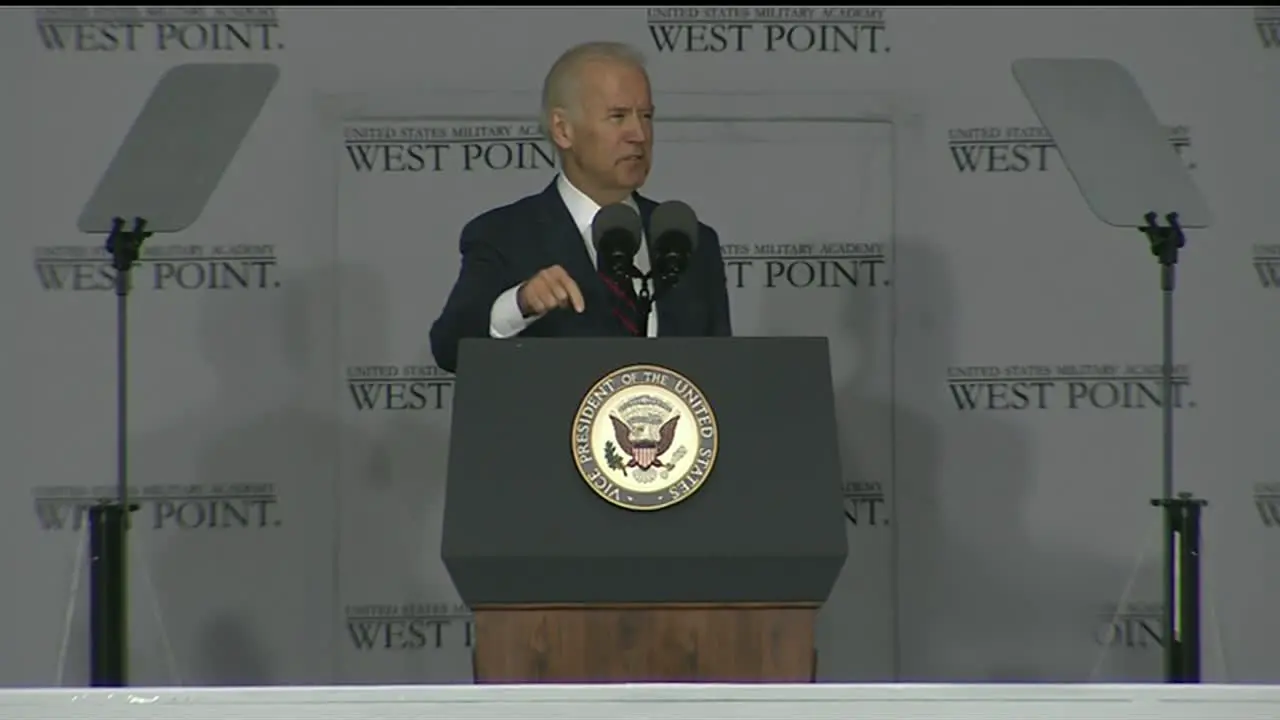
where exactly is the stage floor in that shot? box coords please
[0,683,1278,719]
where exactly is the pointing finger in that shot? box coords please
[565,277,585,313]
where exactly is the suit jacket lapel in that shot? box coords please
[536,180,615,329]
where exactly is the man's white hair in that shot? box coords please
[540,41,648,136]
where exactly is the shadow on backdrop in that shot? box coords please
[129,264,373,685]
[891,240,1140,682]
[327,263,460,685]
[754,243,897,682]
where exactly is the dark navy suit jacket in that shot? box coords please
[428,179,733,373]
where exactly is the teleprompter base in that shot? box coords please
[472,603,817,683]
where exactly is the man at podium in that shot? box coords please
[428,40,733,373]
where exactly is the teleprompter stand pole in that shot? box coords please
[89,216,149,687]
[88,502,129,686]
[1150,492,1207,683]
[1139,211,1206,683]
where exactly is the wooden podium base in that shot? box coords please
[472,603,816,683]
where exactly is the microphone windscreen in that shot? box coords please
[590,203,642,256]
[650,200,699,254]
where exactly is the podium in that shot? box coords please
[441,336,848,683]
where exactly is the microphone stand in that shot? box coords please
[632,269,654,336]
[606,243,686,337]
[627,267,680,337]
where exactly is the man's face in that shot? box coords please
[553,59,654,198]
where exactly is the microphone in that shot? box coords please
[591,203,642,280]
[648,200,699,286]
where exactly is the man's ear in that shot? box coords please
[548,108,574,151]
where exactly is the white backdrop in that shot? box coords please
[1,6,1276,686]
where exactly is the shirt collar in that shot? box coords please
[556,173,640,239]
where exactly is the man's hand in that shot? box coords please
[517,265,585,317]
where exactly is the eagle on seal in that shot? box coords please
[610,414,680,470]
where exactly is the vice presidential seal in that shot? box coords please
[571,364,719,511]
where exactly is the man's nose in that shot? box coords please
[622,114,649,143]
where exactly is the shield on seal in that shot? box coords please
[633,446,657,469]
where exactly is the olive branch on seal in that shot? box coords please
[603,441,626,472]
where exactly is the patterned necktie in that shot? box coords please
[597,254,643,336]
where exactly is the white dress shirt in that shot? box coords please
[488,173,658,338]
